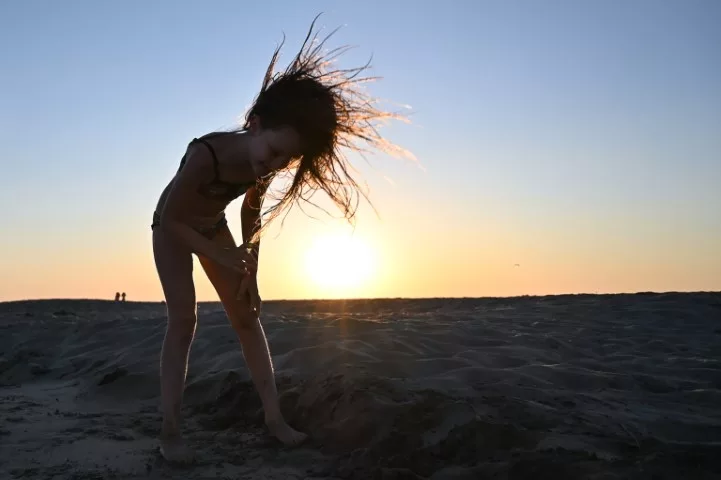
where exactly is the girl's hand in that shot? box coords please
[215,245,257,275]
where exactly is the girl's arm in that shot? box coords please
[238,182,270,308]
[240,178,271,255]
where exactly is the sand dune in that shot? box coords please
[1,293,720,479]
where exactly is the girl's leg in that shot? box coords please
[197,226,307,446]
[153,227,198,462]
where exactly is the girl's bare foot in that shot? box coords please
[265,417,308,446]
[159,434,196,464]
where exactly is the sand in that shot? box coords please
[1,293,720,479]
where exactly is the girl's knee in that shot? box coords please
[230,311,258,330]
[166,314,198,342]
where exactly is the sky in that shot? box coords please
[1,0,720,302]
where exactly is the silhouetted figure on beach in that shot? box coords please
[121,292,126,302]
[149,15,409,464]
[114,292,121,302]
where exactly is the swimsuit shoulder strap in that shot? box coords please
[191,137,221,180]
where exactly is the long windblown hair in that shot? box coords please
[242,14,410,242]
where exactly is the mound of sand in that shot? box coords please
[1,293,720,479]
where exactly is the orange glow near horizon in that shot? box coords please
[1,191,720,303]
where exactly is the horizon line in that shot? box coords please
[2,289,719,305]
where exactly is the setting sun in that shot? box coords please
[304,233,376,296]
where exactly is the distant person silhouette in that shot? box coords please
[121,292,126,302]
[149,15,410,464]
[114,292,120,302]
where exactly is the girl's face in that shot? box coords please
[248,125,302,176]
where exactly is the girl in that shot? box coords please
[151,17,406,463]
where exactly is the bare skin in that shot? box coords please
[198,227,307,445]
[153,225,306,463]
[152,122,306,464]
[153,227,199,464]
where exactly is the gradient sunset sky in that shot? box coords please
[1,0,719,302]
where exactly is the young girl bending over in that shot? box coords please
[151,16,406,463]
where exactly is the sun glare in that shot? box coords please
[304,233,376,296]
